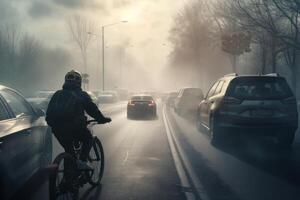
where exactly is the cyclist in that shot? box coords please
[46,70,111,169]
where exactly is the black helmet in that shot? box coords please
[65,70,82,85]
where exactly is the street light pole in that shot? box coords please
[101,20,127,91]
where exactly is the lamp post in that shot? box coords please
[101,20,127,91]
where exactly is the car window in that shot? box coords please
[227,78,293,100]
[131,96,153,101]
[0,101,9,121]
[206,81,219,99]
[0,89,34,117]
[214,81,224,95]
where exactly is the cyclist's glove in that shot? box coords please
[104,117,112,123]
[97,117,111,124]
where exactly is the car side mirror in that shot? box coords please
[35,108,45,117]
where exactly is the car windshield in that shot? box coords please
[227,77,293,100]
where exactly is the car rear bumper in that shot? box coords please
[127,106,156,115]
[217,115,298,135]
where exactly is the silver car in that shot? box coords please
[197,74,298,146]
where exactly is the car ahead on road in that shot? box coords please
[197,73,298,146]
[0,85,52,200]
[26,90,55,111]
[97,91,118,104]
[166,91,178,107]
[127,95,157,119]
[174,88,204,116]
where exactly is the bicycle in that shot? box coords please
[49,120,105,200]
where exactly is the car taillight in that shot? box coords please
[128,101,135,106]
[148,100,155,106]
[282,97,297,105]
[223,96,242,105]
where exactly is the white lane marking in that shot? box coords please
[163,105,210,200]
[122,150,129,165]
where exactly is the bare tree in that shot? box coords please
[231,0,300,94]
[67,15,94,74]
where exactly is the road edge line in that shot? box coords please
[163,105,210,200]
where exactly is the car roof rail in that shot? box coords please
[264,73,280,77]
[224,73,238,77]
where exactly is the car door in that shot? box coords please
[200,81,220,126]
[0,97,15,199]
[0,88,43,195]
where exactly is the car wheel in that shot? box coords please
[278,130,295,147]
[210,115,223,145]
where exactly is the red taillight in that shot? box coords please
[223,96,242,105]
[128,100,135,106]
[282,97,297,105]
[148,100,155,106]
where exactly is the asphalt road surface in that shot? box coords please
[48,100,300,200]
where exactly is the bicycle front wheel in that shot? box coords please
[88,137,105,185]
[49,153,78,200]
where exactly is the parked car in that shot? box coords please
[127,95,157,119]
[197,73,298,146]
[174,88,204,115]
[0,85,52,200]
[26,90,55,111]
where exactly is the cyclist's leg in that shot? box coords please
[53,130,76,186]
[77,128,93,161]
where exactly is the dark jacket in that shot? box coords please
[62,81,107,124]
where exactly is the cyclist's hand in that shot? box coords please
[104,117,112,123]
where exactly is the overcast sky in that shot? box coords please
[0,0,187,90]
[1,0,185,63]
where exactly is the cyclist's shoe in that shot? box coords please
[76,160,92,171]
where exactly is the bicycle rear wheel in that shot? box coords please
[88,137,105,185]
[49,153,78,200]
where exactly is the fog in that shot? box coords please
[0,0,299,98]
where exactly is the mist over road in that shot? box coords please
[49,101,300,200]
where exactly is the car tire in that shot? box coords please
[278,130,295,147]
[210,115,223,145]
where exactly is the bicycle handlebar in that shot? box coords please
[87,119,98,124]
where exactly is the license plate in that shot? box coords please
[252,109,273,116]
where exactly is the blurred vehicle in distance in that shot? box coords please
[127,94,157,119]
[174,87,204,116]
[197,73,298,146]
[166,91,179,107]
[87,91,100,105]
[0,85,52,200]
[26,90,55,111]
[97,91,119,104]
[116,89,129,101]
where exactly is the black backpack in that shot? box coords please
[46,90,81,126]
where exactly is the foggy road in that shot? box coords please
[50,101,300,200]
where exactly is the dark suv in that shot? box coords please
[197,73,298,146]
